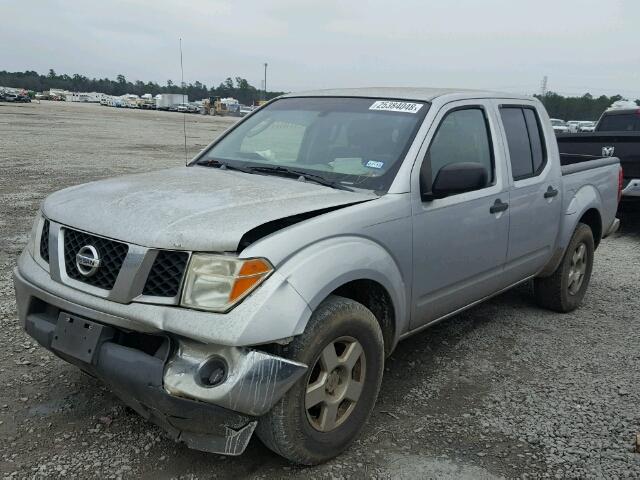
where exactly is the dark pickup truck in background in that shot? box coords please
[558,107,640,200]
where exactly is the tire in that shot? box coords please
[534,222,594,313]
[256,295,384,465]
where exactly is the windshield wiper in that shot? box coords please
[195,158,254,174]
[248,165,354,192]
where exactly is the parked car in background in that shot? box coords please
[14,88,621,465]
[567,121,581,133]
[550,118,570,134]
[558,106,639,200]
[3,92,18,102]
[239,105,254,116]
[176,103,198,113]
[578,121,596,132]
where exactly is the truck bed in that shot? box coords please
[558,156,620,238]
[560,155,619,174]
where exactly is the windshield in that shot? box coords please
[197,97,429,191]
[551,119,565,126]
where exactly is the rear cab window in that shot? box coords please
[499,106,547,180]
[597,112,640,132]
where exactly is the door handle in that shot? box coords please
[490,199,509,214]
[544,186,559,198]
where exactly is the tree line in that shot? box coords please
[0,69,285,105]
[535,92,640,121]
[2,70,638,117]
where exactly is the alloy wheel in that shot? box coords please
[305,336,366,432]
[568,242,587,295]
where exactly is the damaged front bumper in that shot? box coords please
[13,266,307,456]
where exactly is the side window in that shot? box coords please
[523,109,546,172]
[425,108,494,191]
[500,106,547,179]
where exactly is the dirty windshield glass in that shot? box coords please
[199,97,429,191]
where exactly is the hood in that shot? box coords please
[43,166,375,251]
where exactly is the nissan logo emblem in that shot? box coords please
[75,245,101,277]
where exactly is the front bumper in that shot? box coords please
[622,179,640,198]
[13,265,308,455]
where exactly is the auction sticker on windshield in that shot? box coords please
[369,100,423,113]
[365,160,384,169]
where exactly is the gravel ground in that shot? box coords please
[0,101,638,479]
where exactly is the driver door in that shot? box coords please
[410,101,510,329]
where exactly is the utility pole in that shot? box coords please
[264,62,268,101]
[540,75,548,97]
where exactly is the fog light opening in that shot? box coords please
[197,356,228,388]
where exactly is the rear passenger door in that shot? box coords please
[498,103,563,281]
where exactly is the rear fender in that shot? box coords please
[539,185,602,277]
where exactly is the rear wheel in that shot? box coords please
[256,295,384,465]
[534,222,594,312]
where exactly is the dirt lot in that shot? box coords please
[1,101,639,479]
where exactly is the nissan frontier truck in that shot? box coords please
[14,88,622,464]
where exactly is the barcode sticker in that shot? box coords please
[365,160,384,169]
[369,101,423,113]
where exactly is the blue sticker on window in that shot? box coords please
[365,160,384,169]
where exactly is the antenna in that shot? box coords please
[540,75,548,97]
[180,37,188,165]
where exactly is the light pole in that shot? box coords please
[264,62,268,101]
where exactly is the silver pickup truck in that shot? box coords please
[13,88,621,464]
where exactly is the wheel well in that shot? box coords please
[331,279,396,356]
[579,208,602,248]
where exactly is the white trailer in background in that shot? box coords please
[156,93,188,110]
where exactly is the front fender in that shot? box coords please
[277,236,407,343]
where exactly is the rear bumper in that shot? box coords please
[13,264,307,455]
[622,179,640,198]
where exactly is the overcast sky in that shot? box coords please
[3,0,639,98]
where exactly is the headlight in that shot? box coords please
[181,255,274,312]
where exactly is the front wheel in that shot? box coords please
[534,222,595,312]
[256,295,384,465]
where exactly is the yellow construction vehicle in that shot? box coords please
[210,96,229,116]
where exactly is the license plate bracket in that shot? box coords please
[51,313,112,364]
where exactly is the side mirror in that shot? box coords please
[422,162,488,200]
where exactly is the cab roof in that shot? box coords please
[281,87,534,103]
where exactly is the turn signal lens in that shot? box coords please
[181,255,273,312]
